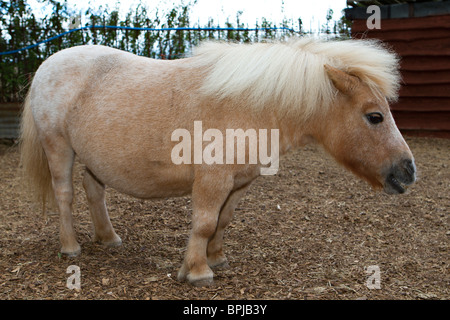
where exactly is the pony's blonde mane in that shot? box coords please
[193,37,401,118]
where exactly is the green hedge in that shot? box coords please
[0,0,351,102]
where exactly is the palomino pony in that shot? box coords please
[19,37,416,286]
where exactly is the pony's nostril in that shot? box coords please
[403,159,416,176]
[400,158,416,184]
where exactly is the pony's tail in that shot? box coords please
[19,92,55,217]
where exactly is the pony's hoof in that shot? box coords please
[95,234,122,248]
[60,247,81,258]
[187,271,214,287]
[178,265,214,287]
[102,237,122,248]
[209,260,230,270]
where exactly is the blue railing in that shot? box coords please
[0,25,297,56]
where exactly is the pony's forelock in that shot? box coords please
[192,37,401,118]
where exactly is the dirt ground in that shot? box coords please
[0,136,448,300]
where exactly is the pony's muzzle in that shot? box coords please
[383,158,416,195]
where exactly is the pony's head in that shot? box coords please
[194,38,416,194]
[316,65,416,194]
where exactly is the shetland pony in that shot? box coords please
[19,38,416,286]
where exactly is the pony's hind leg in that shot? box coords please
[207,183,250,269]
[82,168,122,247]
[42,136,80,257]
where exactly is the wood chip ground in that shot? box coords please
[0,137,448,300]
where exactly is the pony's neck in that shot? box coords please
[276,112,317,154]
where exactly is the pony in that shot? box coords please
[19,37,416,286]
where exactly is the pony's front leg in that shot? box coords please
[178,172,234,286]
[207,183,251,269]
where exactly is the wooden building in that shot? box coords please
[345,0,450,138]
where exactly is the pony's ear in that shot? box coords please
[324,64,360,95]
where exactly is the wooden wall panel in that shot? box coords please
[351,14,450,137]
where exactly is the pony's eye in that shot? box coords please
[366,112,384,125]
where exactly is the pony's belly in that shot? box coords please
[117,180,193,199]
[113,172,193,199]
[82,157,194,199]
